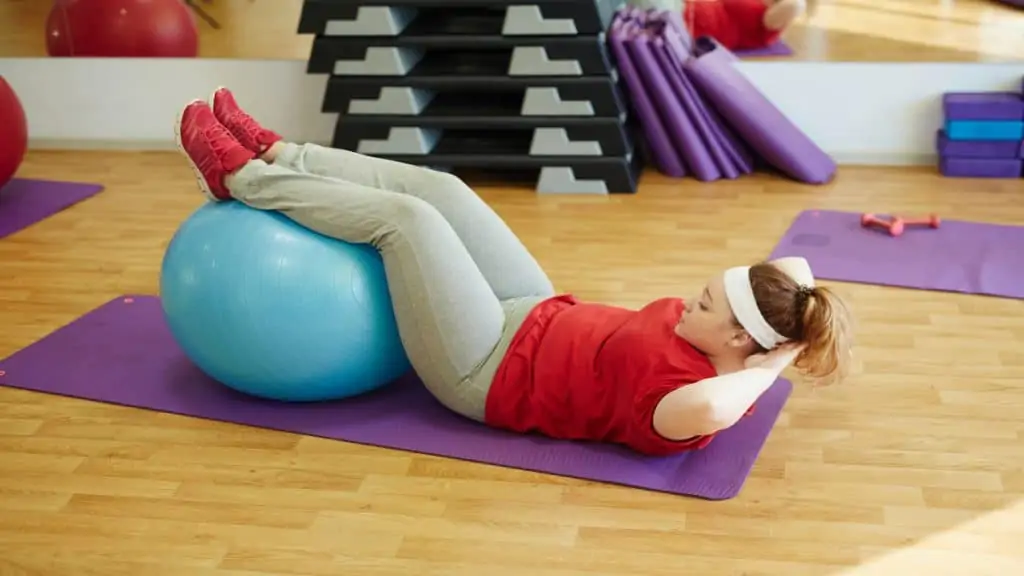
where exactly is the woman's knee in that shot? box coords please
[376,193,459,247]
[416,168,476,198]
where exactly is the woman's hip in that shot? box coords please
[427,296,545,422]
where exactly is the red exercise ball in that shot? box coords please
[46,0,200,58]
[0,76,28,190]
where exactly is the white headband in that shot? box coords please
[723,266,789,349]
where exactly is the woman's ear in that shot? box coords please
[727,328,754,349]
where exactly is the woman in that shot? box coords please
[175,87,853,457]
[683,0,811,52]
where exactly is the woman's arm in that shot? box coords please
[763,0,806,32]
[651,345,801,440]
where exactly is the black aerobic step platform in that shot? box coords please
[345,153,640,193]
[298,0,625,38]
[332,116,633,157]
[323,76,626,118]
[307,34,612,77]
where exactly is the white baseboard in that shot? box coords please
[828,152,937,167]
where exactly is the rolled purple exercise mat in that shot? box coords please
[661,27,754,175]
[653,38,736,179]
[684,38,837,184]
[610,20,686,177]
[629,35,720,181]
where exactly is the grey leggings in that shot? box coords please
[227,143,555,420]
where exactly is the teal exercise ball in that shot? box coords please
[159,201,412,402]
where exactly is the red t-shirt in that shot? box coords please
[684,0,782,52]
[485,295,725,456]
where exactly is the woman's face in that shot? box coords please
[674,273,749,355]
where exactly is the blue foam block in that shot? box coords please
[944,120,1024,141]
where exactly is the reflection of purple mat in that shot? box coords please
[610,9,754,181]
[0,295,793,500]
[0,178,104,239]
[734,41,793,58]
[609,7,830,184]
[769,210,1024,299]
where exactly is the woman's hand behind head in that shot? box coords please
[744,341,806,373]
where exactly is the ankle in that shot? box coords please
[223,171,239,194]
[260,141,285,164]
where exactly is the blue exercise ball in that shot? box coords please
[159,201,411,402]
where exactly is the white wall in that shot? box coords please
[1,58,1023,165]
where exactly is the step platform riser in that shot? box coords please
[324,79,626,118]
[359,155,640,193]
[308,37,612,78]
[333,123,633,157]
[298,1,626,38]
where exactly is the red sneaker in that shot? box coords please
[174,100,255,202]
[209,87,283,155]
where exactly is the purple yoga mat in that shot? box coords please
[685,38,837,184]
[629,35,720,181]
[655,40,737,179]
[769,210,1024,299]
[0,178,104,239]
[609,10,753,181]
[610,18,686,177]
[660,30,754,177]
[734,41,793,58]
[638,35,722,181]
[0,295,793,500]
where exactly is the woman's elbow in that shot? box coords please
[652,397,730,440]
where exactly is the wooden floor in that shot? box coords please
[1,150,1023,575]
[1,0,1022,62]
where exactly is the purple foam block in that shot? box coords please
[942,92,1024,121]
[0,296,794,500]
[769,210,1024,299]
[0,178,104,239]
[939,156,1023,178]
[935,129,1021,158]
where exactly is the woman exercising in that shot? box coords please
[174,87,853,456]
[630,0,814,53]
